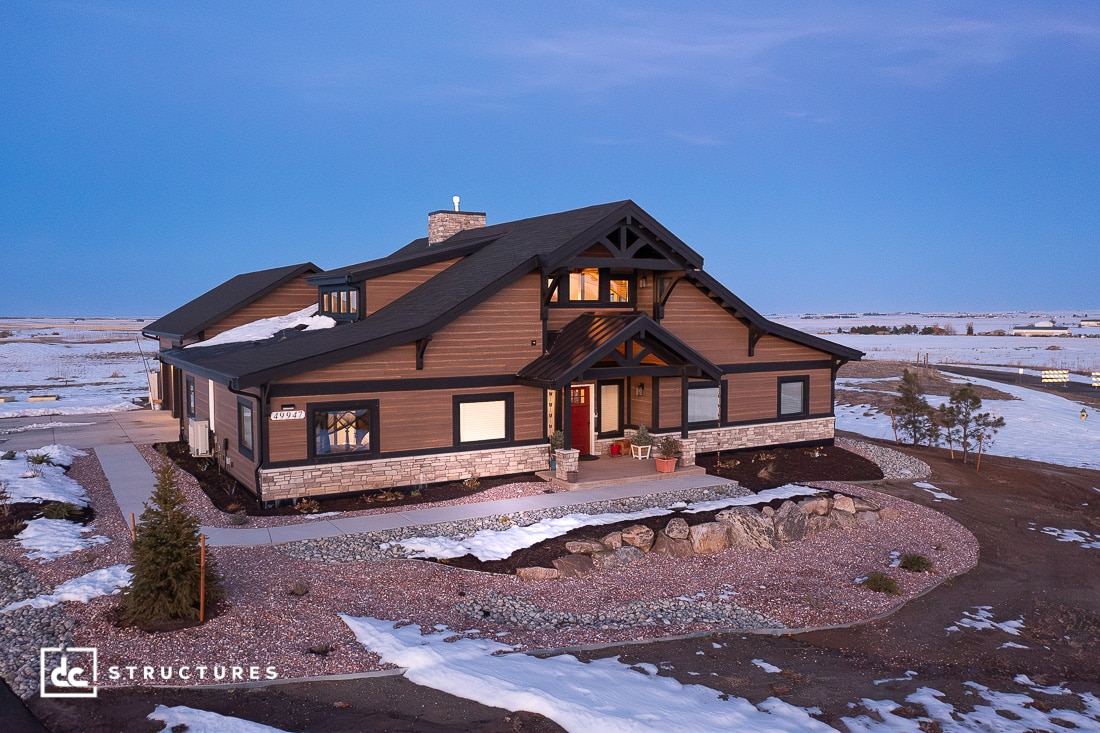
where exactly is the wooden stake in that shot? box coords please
[976,434,984,473]
[130,512,136,543]
[889,410,898,445]
[199,534,206,623]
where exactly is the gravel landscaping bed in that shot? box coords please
[836,437,932,480]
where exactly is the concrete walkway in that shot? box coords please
[5,409,731,548]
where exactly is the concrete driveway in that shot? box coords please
[0,410,178,451]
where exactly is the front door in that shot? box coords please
[570,385,591,454]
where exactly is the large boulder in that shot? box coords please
[565,539,607,555]
[798,496,831,516]
[689,522,731,554]
[664,517,690,540]
[773,500,808,543]
[621,525,655,552]
[515,566,561,580]
[830,508,860,529]
[857,510,880,526]
[852,496,881,512]
[552,554,596,578]
[600,531,624,550]
[832,495,857,514]
[592,545,645,570]
[717,507,777,551]
[650,532,695,558]
[806,513,841,535]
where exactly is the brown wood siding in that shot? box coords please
[192,375,210,422]
[265,386,544,463]
[725,368,832,422]
[627,376,652,427]
[751,334,826,361]
[206,278,318,338]
[212,383,260,491]
[282,273,544,384]
[365,258,461,316]
[659,283,749,363]
[657,377,682,431]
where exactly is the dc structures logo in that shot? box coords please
[40,646,98,698]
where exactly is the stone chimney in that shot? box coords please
[427,196,486,245]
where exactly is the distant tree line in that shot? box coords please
[839,323,959,335]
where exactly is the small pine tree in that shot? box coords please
[938,385,1005,464]
[894,369,938,446]
[119,461,222,628]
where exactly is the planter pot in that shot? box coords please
[566,470,579,483]
[631,444,651,460]
[549,458,556,470]
[654,456,677,473]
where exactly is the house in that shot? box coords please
[1012,320,1072,337]
[143,200,863,502]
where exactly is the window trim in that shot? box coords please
[307,399,380,462]
[687,380,723,428]
[452,392,515,447]
[550,269,636,308]
[236,398,255,460]
[318,284,363,322]
[777,375,810,419]
[185,376,196,419]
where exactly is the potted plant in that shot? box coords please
[548,430,564,469]
[654,435,680,473]
[630,424,653,459]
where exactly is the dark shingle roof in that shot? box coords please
[160,199,860,386]
[143,263,320,341]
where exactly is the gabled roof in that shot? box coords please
[143,263,320,341]
[517,313,722,389]
[159,199,860,387]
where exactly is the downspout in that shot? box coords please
[226,380,267,504]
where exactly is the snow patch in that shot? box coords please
[1039,526,1100,549]
[0,447,90,506]
[16,518,110,562]
[945,606,1024,636]
[752,659,782,673]
[341,616,835,732]
[186,306,336,349]
[148,705,296,733]
[1,564,131,613]
[0,422,94,435]
[913,482,959,502]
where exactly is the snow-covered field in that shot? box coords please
[0,318,155,417]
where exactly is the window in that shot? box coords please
[688,384,721,424]
[310,401,379,458]
[778,376,809,418]
[237,399,254,460]
[598,381,623,435]
[319,286,361,322]
[550,269,635,307]
[185,377,196,418]
[453,393,514,446]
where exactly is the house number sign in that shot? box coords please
[270,410,305,421]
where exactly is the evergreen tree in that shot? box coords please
[938,385,1005,464]
[894,369,938,446]
[119,460,222,627]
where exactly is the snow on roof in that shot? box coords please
[185,306,336,349]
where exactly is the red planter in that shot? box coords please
[654,456,677,473]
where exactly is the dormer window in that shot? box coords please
[319,285,362,322]
[548,268,635,307]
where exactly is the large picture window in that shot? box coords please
[453,393,514,446]
[549,269,635,307]
[778,376,809,418]
[688,384,721,424]
[237,399,254,460]
[310,401,379,458]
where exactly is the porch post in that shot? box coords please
[561,382,572,450]
[680,373,689,439]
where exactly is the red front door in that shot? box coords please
[570,386,591,454]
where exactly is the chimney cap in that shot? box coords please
[452,195,461,212]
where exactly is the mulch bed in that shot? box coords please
[155,441,544,517]
[424,444,883,575]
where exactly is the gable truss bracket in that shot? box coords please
[747,324,766,357]
[415,337,432,371]
[831,357,850,378]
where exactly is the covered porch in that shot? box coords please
[534,449,706,491]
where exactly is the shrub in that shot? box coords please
[463,476,481,490]
[118,461,223,627]
[289,580,310,596]
[41,502,81,520]
[0,481,11,517]
[631,425,653,447]
[229,510,249,526]
[899,554,933,572]
[308,643,334,656]
[26,453,54,466]
[860,571,900,595]
[655,435,680,459]
[295,498,321,515]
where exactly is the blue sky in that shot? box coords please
[2,2,1097,317]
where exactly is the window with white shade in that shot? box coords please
[688,385,721,424]
[453,393,514,445]
[778,376,809,417]
[598,382,622,435]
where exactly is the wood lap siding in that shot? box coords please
[751,334,825,361]
[658,284,749,363]
[281,274,543,384]
[214,383,259,490]
[365,258,461,316]
[206,278,318,338]
[725,369,832,422]
[266,386,543,462]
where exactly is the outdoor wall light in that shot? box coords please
[635,383,645,397]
